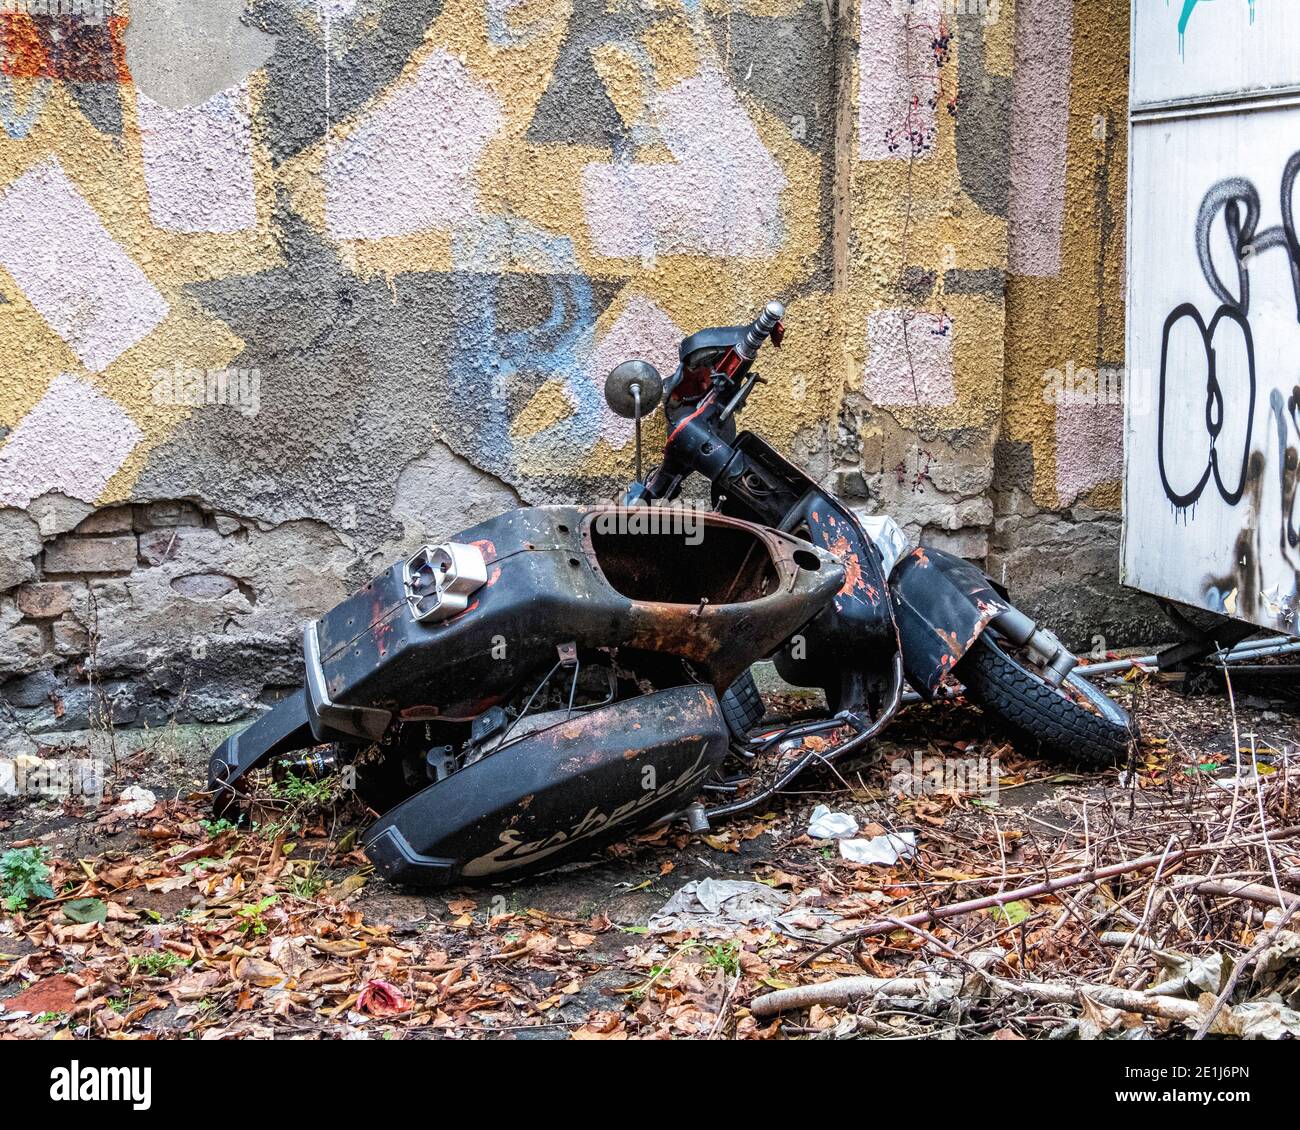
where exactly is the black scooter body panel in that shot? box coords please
[314,504,842,722]
[362,685,728,887]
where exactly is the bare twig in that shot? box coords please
[796,826,1300,966]
[752,973,1206,1022]
[1191,897,1300,1040]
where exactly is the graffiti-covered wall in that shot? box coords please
[0,1,1141,745]
[834,0,1011,559]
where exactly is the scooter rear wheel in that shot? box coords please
[955,633,1135,769]
[720,668,766,738]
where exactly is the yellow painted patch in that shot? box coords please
[511,380,575,441]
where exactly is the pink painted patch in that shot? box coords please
[138,85,256,234]
[857,0,946,160]
[581,66,785,259]
[1008,0,1073,277]
[589,296,683,450]
[0,374,142,508]
[863,309,956,406]
[0,158,169,372]
[1054,396,1123,504]
[325,49,503,240]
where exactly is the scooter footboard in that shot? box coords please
[208,689,315,816]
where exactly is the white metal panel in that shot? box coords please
[1123,103,1300,632]
[1132,2,1300,108]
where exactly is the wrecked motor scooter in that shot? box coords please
[208,302,1134,887]
[609,300,1133,821]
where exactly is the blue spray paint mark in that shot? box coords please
[0,77,51,140]
[449,271,602,481]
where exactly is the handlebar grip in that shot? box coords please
[736,300,785,360]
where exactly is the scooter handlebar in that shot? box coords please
[736,300,785,361]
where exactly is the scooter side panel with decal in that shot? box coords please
[362,685,729,887]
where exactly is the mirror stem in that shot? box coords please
[632,383,643,484]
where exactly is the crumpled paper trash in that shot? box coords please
[807,805,859,839]
[1149,950,1226,997]
[648,878,845,942]
[111,785,157,818]
[839,831,917,865]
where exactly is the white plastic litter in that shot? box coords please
[647,878,845,942]
[856,513,910,576]
[807,804,859,839]
[1212,774,1263,790]
[838,831,917,865]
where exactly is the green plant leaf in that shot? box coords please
[990,900,1031,926]
[63,897,108,924]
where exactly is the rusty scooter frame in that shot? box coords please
[208,302,1133,888]
[610,301,1132,820]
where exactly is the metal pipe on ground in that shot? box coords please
[1070,637,1300,680]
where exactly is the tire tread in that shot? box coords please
[955,637,1132,769]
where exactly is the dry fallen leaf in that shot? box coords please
[357,979,408,1017]
[233,957,286,987]
[571,1010,628,1040]
[4,975,80,1015]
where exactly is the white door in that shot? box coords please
[1123,1,1300,634]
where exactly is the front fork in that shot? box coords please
[985,605,1078,688]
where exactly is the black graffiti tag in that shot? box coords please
[1157,303,1256,510]
[1195,152,1300,319]
[1156,150,1300,510]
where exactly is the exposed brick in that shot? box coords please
[2,670,59,709]
[52,616,89,656]
[921,526,989,561]
[137,500,204,530]
[43,534,137,574]
[28,495,93,537]
[834,470,869,500]
[0,509,41,590]
[76,506,134,534]
[15,581,82,619]
[138,527,186,566]
[0,602,45,677]
[171,573,239,599]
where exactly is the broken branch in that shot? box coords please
[750,973,1205,1022]
[797,826,1300,965]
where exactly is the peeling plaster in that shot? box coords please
[125,0,276,109]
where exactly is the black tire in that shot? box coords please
[720,668,765,739]
[955,634,1134,769]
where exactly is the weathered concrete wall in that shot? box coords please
[0,0,1142,746]
[835,0,1012,564]
[991,0,1163,646]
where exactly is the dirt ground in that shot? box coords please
[2,663,1299,1040]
